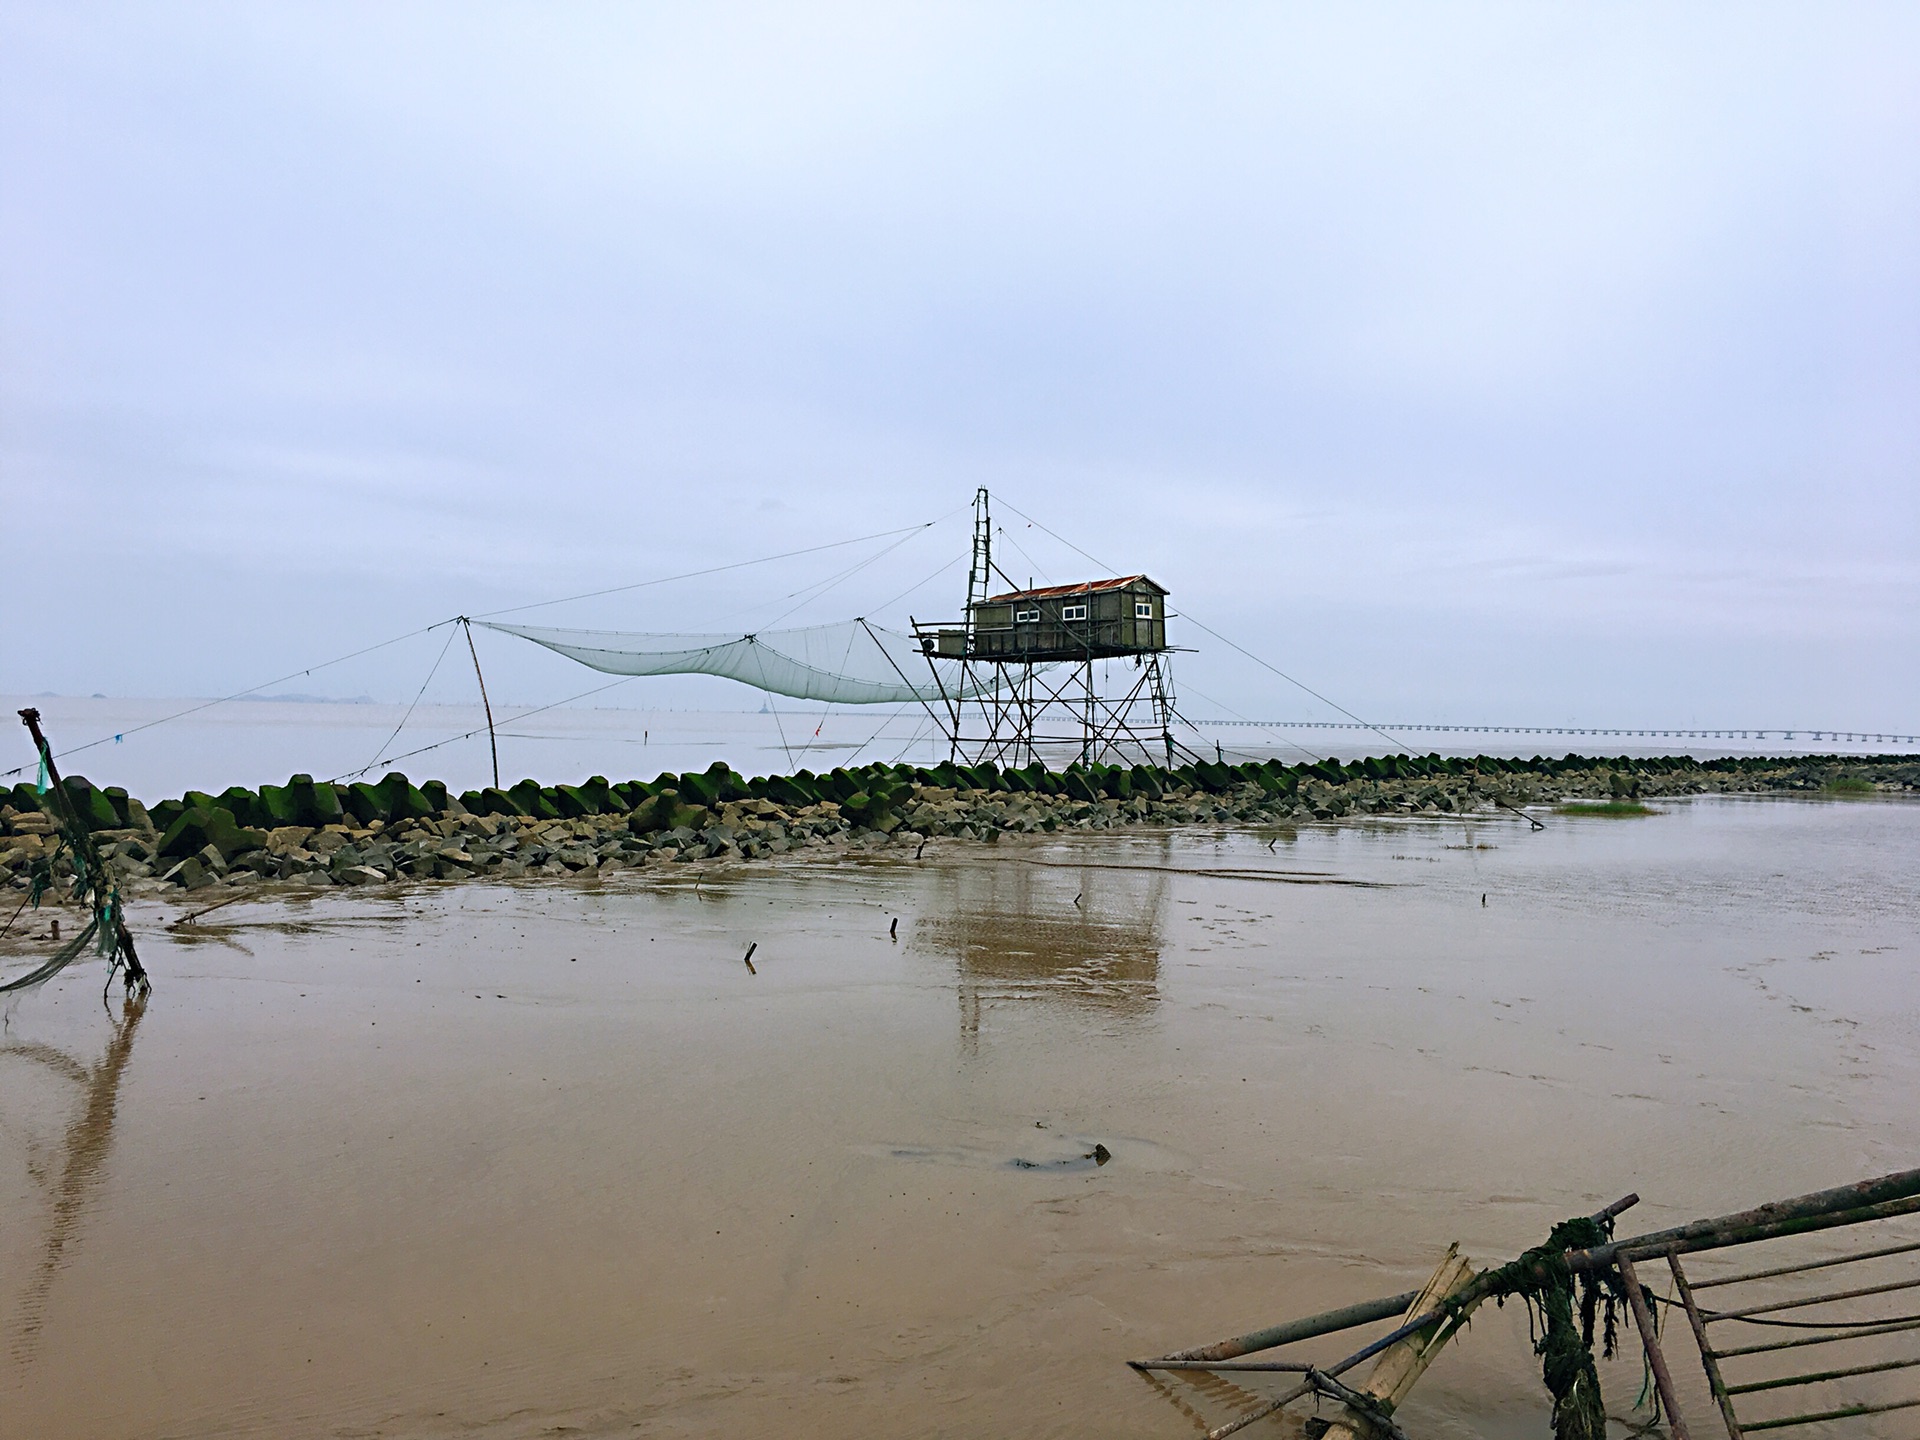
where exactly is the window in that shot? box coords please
[1061,603,1088,621]
[1014,608,1040,624]
[1135,601,1154,619]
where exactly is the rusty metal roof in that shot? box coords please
[979,575,1165,604]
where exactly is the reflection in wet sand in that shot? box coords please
[2,991,146,1363]
[914,844,1169,1048]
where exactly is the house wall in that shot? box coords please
[965,584,1165,659]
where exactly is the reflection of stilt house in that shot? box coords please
[913,849,1169,1054]
[912,491,1195,769]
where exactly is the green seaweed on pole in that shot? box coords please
[5,708,149,997]
[1477,1214,1627,1440]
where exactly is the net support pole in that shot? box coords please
[460,618,500,790]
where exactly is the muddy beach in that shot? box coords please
[3,795,1917,1439]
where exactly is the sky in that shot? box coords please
[3,2,1917,738]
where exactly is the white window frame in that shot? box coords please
[1013,608,1040,624]
[1135,601,1154,619]
[1061,603,1088,621]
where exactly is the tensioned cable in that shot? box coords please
[759,526,932,631]
[359,625,460,779]
[873,553,966,616]
[1175,680,1326,764]
[719,506,969,629]
[325,675,642,783]
[886,712,938,768]
[472,521,940,620]
[842,704,922,769]
[0,620,460,780]
[993,524,1053,590]
[746,644,797,774]
[993,497,1413,756]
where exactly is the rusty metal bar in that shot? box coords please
[1671,1252,1747,1440]
[1607,1196,1920,1270]
[1147,1359,1315,1372]
[1725,1356,1920,1397]
[1705,1275,1920,1323]
[1737,1394,1920,1431]
[1689,1239,1920,1291]
[1620,1252,1695,1440]
[1134,1292,1421,1367]
[1599,1170,1920,1267]
[1715,1317,1920,1359]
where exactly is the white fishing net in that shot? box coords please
[481,620,1026,705]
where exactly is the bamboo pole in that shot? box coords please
[460,618,500,790]
[1315,1245,1481,1440]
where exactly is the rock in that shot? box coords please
[53,776,120,830]
[337,865,387,885]
[378,772,436,822]
[264,825,314,856]
[158,805,268,861]
[271,775,340,828]
[212,785,265,827]
[163,855,214,890]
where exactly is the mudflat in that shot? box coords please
[3,796,1916,1439]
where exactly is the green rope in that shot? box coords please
[1474,1215,1629,1440]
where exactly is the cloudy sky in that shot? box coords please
[4,3,1916,732]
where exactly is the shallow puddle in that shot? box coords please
[3,796,1917,1438]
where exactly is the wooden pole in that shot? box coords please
[460,619,500,790]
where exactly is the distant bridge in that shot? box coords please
[1191,720,1920,747]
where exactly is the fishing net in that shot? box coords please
[481,619,1037,705]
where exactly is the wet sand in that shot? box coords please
[3,795,1917,1439]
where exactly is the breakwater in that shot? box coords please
[4,752,1916,899]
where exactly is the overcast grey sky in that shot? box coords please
[4,3,1916,731]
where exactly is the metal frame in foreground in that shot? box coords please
[1132,1166,1920,1440]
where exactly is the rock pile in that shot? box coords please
[4,752,1915,902]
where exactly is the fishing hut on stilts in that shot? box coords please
[910,489,1198,770]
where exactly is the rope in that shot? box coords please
[0,620,456,780]
[991,497,1413,756]
[473,521,940,620]
[352,624,460,780]
[322,674,641,783]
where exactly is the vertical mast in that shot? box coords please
[964,487,993,760]
[967,487,993,615]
